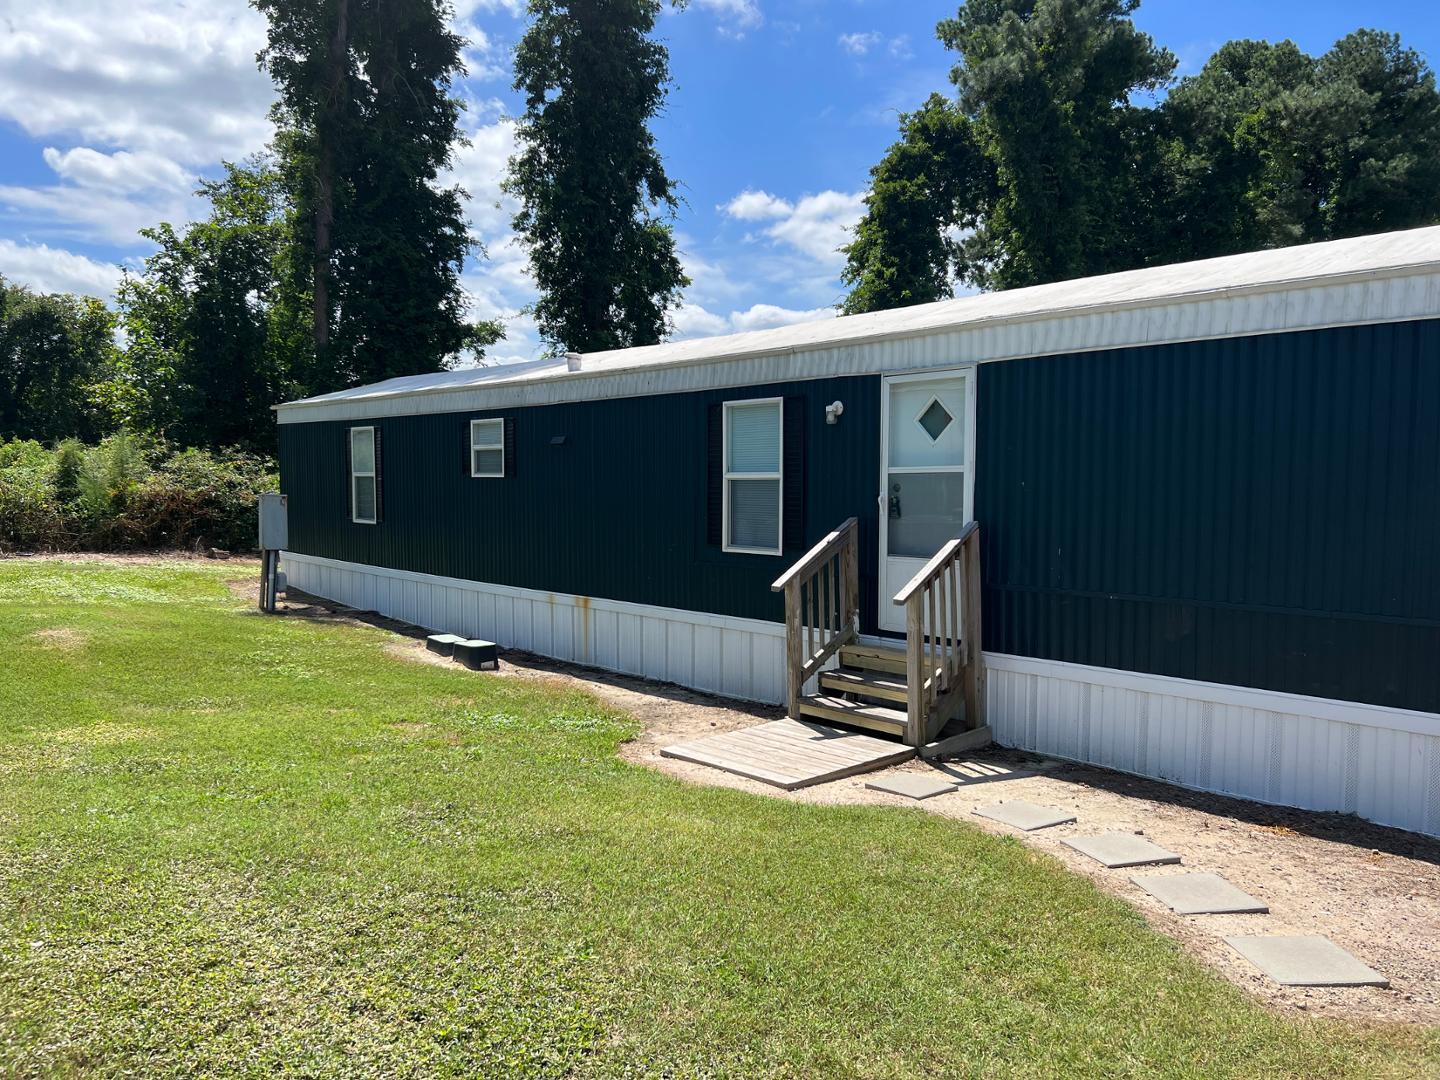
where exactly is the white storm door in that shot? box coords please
[878,371,976,633]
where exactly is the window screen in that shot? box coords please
[723,399,782,553]
[471,418,504,477]
[350,426,377,524]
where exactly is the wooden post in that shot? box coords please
[785,579,803,718]
[771,517,861,722]
[949,561,960,686]
[962,528,985,731]
[843,528,858,638]
[905,593,924,746]
[822,559,832,643]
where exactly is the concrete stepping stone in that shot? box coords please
[1225,935,1389,988]
[1130,872,1268,914]
[865,773,957,800]
[972,800,1077,831]
[1063,832,1181,868]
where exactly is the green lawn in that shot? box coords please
[0,560,1434,1078]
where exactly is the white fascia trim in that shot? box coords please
[276,267,1440,424]
[983,651,1440,739]
[281,551,787,639]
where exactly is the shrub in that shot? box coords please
[0,436,276,553]
[0,445,68,552]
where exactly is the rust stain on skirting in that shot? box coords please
[577,594,592,661]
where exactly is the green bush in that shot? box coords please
[0,442,69,551]
[0,436,276,553]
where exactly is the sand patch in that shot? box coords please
[389,720,463,745]
[30,627,87,650]
[384,640,455,668]
[50,722,155,746]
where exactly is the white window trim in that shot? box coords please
[470,418,505,478]
[722,397,783,556]
[350,425,377,525]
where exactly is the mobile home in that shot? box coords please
[275,227,1440,838]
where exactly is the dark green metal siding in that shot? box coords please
[279,375,882,628]
[976,318,1440,714]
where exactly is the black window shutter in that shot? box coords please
[783,397,805,551]
[345,426,354,521]
[503,417,516,478]
[372,425,384,523]
[463,418,472,476]
[706,402,723,547]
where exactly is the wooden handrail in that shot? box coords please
[895,523,983,746]
[772,517,858,592]
[891,520,979,606]
[773,518,860,718]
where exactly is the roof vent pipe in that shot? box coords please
[565,352,582,372]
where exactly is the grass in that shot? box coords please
[0,560,1434,1078]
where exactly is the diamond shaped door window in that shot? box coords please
[917,397,953,442]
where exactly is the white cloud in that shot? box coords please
[839,30,913,61]
[838,32,883,57]
[727,303,833,332]
[672,300,833,341]
[0,146,198,246]
[453,0,526,16]
[722,190,791,222]
[0,1,274,165]
[0,240,124,300]
[42,147,192,194]
[443,110,548,365]
[453,21,510,82]
[693,0,763,37]
[720,188,866,269]
[671,302,731,339]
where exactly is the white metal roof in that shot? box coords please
[277,226,1440,423]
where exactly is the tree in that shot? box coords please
[506,0,689,353]
[1163,32,1440,252]
[253,0,352,358]
[844,5,1440,315]
[116,160,309,451]
[842,0,1176,311]
[1270,31,1440,241]
[937,0,1176,290]
[840,95,993,315]
[1158,39,1315,256]
[255,0,499,389]
[0,278,117,444]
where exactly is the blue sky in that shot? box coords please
[0,0,1436,363]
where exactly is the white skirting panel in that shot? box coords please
[985,652,1440,839]
[281,552,788,704]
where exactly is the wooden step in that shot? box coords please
[839,644,908,675]
[818,667,908,703]
[797,694,907,737]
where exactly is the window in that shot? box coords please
[723,398,782,554]
[470,418,504,478]
[350,426,377,524]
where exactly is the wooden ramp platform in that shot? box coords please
[661,717,915,790]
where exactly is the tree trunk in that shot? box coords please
[313,0,349,354]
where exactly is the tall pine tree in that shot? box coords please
[255,0,499,390]
[505,0,689,353]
